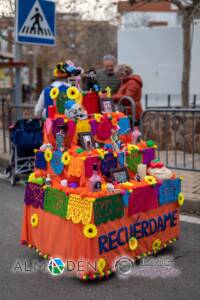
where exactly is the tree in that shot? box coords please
[128,0,200,107]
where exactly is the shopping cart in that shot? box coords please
[4,118,43,185]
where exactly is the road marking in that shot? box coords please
[180,214,200,225]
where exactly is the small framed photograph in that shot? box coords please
[100,97,114,113]
[110,167,130,183]
[79,132,95,150]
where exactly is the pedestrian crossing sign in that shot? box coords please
[16,0,55,46]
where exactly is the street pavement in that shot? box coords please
[0,178,200,300]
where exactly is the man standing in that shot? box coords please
[96,55,120,94]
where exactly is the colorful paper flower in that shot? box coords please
[67,86,80,100]
[128,237,138,251]
[97,149,107,158]
[144,175,157,185]
[178,192,184,206]
[31,213,39,227]
[152,238,161,252]
[123,182,134,188]
[94,113,102,123]
[61,151,71,166]
[50,87,59,100]
[127,144,139,152]
[44,148,53,162]
[97,258,106,273]
[83,224,98,239]
[28,172,36,183]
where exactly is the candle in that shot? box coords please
[48,106,56,119]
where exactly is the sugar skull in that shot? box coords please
[65,100,88,120]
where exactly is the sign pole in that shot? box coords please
[14,42,22,120]
[15,0,22,120]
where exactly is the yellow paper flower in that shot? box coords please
[61,151,71,166]
[123,182,134,187]
[152,238,161,252]
[31,214,39,228]
[50,87,59,100]
[83,224,98,239]
[178,192,184,206]
[144,175,157,185]
[129,237,138,251]
[28,172,35,182]
[127,144,139,151]
[97,149,107,158]
[97,258,106,273]
[67,86,80,100]
[94,113,102,122]
[44,148,53,162]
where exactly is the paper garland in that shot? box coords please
[94,194,124,225]
[159,178,181,205]
[68,157,84,178]
[66,194,95,225]
[24,183,45,209]
[128,185,158,216]
[44,187,68,219]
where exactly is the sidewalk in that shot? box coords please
[173,169,200,214]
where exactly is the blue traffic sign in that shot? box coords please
[16,0,55,46]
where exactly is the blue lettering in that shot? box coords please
[108,230,118,250]
[141,220,149,237]
[117,227,126,246]
[133,222,142,239]
[157,216,165,231]
[98,235,109,254]
[98,210,178,254]
[149,218,157,235]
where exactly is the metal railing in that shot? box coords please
[118,96,136,128]
[143,94,200,109]
[140,108,200,171]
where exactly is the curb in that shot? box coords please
[181,199,200,215]
[0,155,9,168]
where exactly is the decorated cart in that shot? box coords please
[21,76,184,280]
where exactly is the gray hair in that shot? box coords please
[115,64,133,76]
[103,54,116,63]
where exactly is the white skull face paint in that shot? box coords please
[65,103,88,120]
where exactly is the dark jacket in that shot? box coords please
[96,69,121,94]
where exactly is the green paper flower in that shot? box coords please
[147,140,155,147]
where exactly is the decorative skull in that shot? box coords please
[65,100,88,120]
